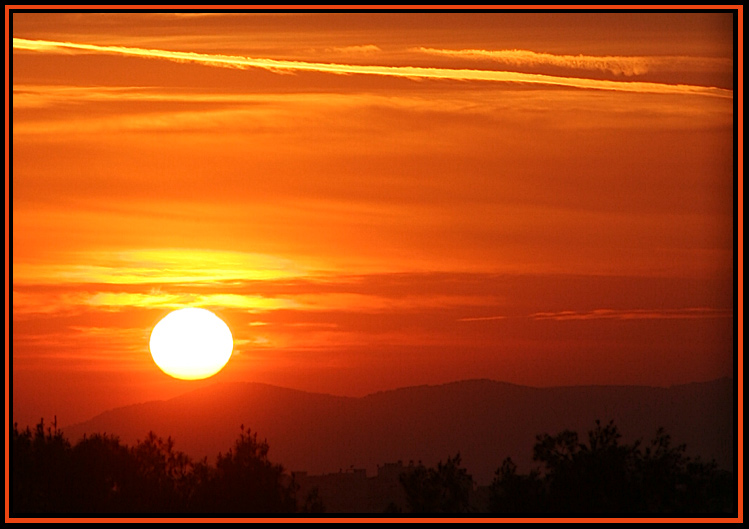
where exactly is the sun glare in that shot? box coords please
[149,308,234,380]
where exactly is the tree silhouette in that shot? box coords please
[490,420,735,514]
[130,432,197,512]
[399,453,474,513]
[12,418,71,514]
[11,421,300,515]
[193,425,297,513]
[11,418,732,515]
[489,457,545,513]
[532,420,638,512]
[68,433,136,513]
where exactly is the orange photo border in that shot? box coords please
[4,4,743,523]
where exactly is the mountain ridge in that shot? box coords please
[61,377,735,485]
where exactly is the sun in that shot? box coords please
[149,308,234,380]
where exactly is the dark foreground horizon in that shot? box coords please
[10,415,737,516]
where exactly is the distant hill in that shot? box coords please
[63,378,735,485]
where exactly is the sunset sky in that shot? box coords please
[10,10,738,428]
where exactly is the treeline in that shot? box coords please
[11,419,309,515]
[11,419,734,515]
[397,421,735,515]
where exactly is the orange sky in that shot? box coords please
[9,9,737,428]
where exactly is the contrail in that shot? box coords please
[13,38,732,98]
[413,47,732,78]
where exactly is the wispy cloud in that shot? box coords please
[83,292,297,312]
[13,250,502,317]
[11,84,294,109]
[13,38,731,98]
[531,308,733,321]
[413,47,731,77]
[12,289,298,316]
[13,325,151,364]
[14,249,304,286]
[327,44,382,54]
[458,315,507,322]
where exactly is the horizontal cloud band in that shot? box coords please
[13,38,731,98]
[532,308,733,321]
[413,47,732,77]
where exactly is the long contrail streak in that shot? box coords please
[13,38,732,98]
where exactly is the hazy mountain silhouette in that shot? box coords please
[62,378,734,485]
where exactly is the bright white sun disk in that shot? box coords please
[149,308,234,380]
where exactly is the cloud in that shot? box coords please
[14,249,304,286]
[413,47,731,78]
[13,255,503,317]
[531,307,732,321]
[13,289,298,316]
[327,44,382,54]
[13,38,732,98]
[458,315,507,322]
[13,324,150,364]
[82,292,297,312]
